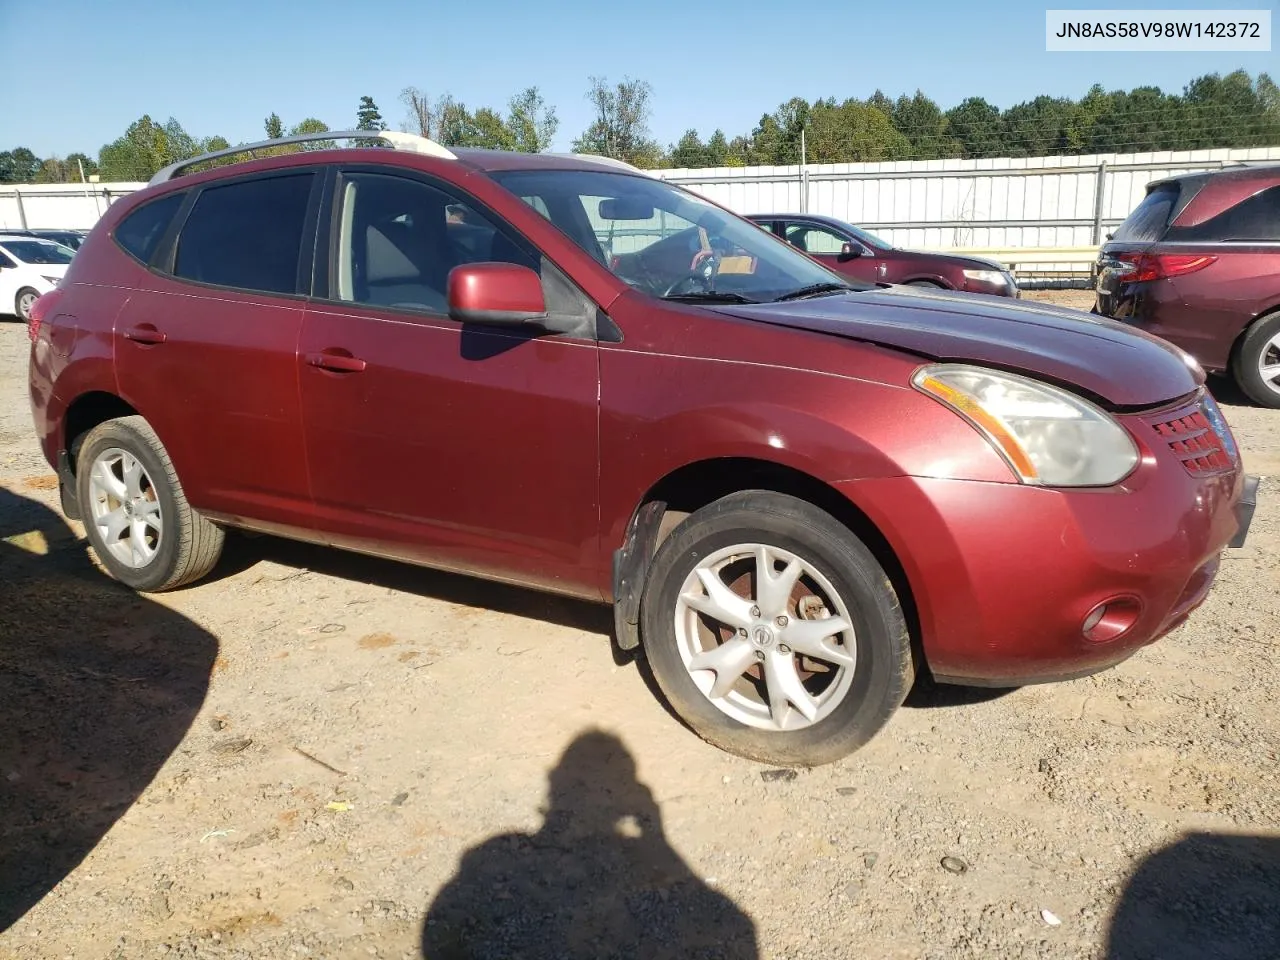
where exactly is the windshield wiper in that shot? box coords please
[773,282,855,302]
[660,291,758,303]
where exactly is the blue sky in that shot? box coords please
[1,0,1275,158]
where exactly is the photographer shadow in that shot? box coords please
[421,729,759,960]
[0,485,218,932]
[1106,831,1280,959]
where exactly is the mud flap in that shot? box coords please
[1229,475,1259,549]
[611,500,666,651]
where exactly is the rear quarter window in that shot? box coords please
[1164,184,1280,243]
[1111,184,1179,244]
[115,192,185,265]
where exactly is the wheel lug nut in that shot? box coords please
[738,628,748,637]
[750,605,761,618]
[775,615,788,627]
[755,651,765,661]
[779,644,791,655]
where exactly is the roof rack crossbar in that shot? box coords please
[148,130,457,185]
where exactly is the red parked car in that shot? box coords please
[29,131,1256,766]
[1095,164,1280,407]
[749,213,1019,297]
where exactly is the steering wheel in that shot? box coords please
[662,253,722,297]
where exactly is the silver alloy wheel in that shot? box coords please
[16,290,38,320]
[87,446,163,568]
[1259,330,1280,395]
[674,542,856,732]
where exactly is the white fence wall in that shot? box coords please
[657,146,1280,250]
[0,182,147,231]
[4,145,1279,253]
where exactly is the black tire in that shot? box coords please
[75,415,224,591]
[640,490,914,767]
[1232,311,1280,409]
[14,287,40,320]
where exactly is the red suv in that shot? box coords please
[1095,164,1280,407]
[29,131,1257,766]
[749,214,1019,297]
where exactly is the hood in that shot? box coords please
[717,285,1202,408]
[899,250,1009,273]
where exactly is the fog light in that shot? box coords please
[1082,597,1142,644]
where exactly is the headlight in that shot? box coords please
[962,269,1010,287]
[913,364,1139,487]
[41,275,61,287]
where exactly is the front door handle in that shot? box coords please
[305,351,367,373]
[123,324,166,345]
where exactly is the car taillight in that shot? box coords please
[1114,253,1218,283]
[27,287,64,343]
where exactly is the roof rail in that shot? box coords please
[148,130,457,185]
[545,152,645,173]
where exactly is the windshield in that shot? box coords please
[846,223,892,250]
[490,168,871,302]
[0,240,75,265]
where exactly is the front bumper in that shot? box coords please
[841,464,1253,687]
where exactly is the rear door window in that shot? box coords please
[1165,185,1280,243]
[1111,184,1179,244]
[173,173,315,294]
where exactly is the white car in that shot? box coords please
[0,235,75,320]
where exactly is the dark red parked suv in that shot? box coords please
[29,131,1257,766]
[749,214,1019,297]
[1095,164,1280,407]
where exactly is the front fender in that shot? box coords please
[598,350,1013,560]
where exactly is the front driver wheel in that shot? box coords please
[75,415,225,591]
[640,491,914,766]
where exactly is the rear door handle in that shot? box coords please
[123,324,166,345]
[305,351,367,373]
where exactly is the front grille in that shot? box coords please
[1150,402,1232,476]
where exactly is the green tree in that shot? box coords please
[1000,95,1077,156]
[667,128,708,167]
[891,91,956,159]
[264,112,285,139]
[289,118,334,151]
[705,129,733,165]
[945,97,1004,158]
[65,152,98,181]
[0,147,42,183]
[1087,86,1184,153]
[572,76,662,167]
[99,115,173,180]
[805,98,911,162]
[356,96,386,131]
[507,86,558,153]
[34,157,70,183]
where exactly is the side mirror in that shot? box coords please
[447,262,548,327]
[838,242,862,261]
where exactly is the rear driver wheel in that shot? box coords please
[640,491,914,766]
[1233,310,1280,409]
[76,416,224,591]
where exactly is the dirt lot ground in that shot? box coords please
[2,293,1278,960]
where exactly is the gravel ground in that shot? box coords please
[1,295,1278,960]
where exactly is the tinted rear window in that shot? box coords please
[1111,184,1179,244]
[115,193,184,265]
[173,173,314,294]
[1165,184,1280,243]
